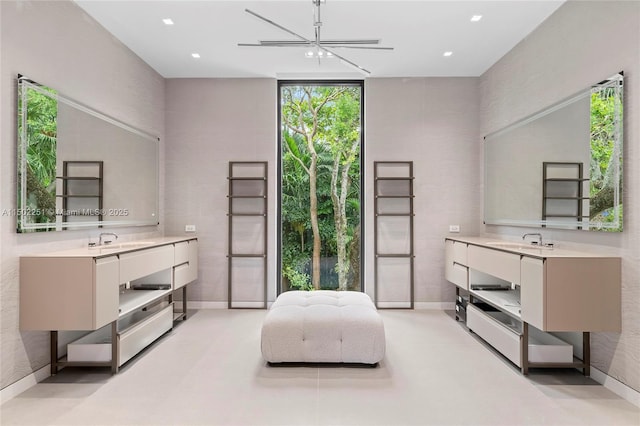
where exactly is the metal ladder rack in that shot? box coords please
[373,161,414,309]
[227,161,268,309]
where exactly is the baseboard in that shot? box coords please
[376,302,413,309]
[590,366,640,407]
[191,301,456,311]
[0,364,50,404]
[227,301,266,309]
[414,302,456,310]
[186,301,228,309]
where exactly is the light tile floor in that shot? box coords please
[2,309,639,425]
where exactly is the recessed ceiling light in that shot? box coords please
[162,18,174,25]
[470,15,482,22]
[443,51,453,57]
[191,53,201,59]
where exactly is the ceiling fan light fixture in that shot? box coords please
[304,50,335,59]
[240,1,387,74]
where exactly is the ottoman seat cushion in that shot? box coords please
[261,290,386,364]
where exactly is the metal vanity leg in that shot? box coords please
[521,322,529,375]
[50,331,58,375]
[182,286,188,320]
[583,332,590,376]
[111,321,119,374]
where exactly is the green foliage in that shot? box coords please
[281,85,362,290]
[283,266,313,291]
[20,86,58,224]
[591,205,623,232]
[25,88,58,187]
[589,86,623,223]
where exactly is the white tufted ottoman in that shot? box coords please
[261,290,385,365]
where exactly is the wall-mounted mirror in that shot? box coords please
[484,72,623,232]
[17,76,159,232]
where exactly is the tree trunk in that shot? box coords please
[348,223,360,291]
[308,146,321,289]
[330,138,359,291]
[590,185,615,219]
[330,156,349,290]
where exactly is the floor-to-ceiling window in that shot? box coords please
[278,81,364,293]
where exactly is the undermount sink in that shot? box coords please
[486,241,554,250]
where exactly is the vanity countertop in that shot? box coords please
[445,236,619,259]
[23,236,197,258]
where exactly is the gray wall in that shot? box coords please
[0,1,165,389]
[163,77,481,309]
[164,79,277,305]
[479,0,640,391]
[365,78,481,303]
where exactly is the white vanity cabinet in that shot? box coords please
[444,237,621,375]
[119,245,174,283]
[20,237,198,374]
[467,245,520,284]
[174,239,198,290]
[20,255,120,331]
[444,239,468,290]
[520,256,621,332]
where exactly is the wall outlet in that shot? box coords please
[185,225,196,232]
[449,225,460,233]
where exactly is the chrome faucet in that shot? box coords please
[99,232,118,246]
[522,233,542,246]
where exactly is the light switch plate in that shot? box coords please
[449,225,460,233]
[185,225,196,232]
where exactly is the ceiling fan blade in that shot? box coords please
[243,9,313,44]
[315,40,382,45]
[317,45,371,75]
[258,40,309,46]
[237,43,311,47]
[323,45,394,50]
[238,42,392,51]
[256,40,383,46]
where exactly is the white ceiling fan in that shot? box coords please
[238,0,394,75]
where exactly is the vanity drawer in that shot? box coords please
[467,304,521,366]
[94,256,120,329]
[120,304,173,365]
[448,263,468,289]
[174,263,191,290]
[120,245,174,283]
[445,239,468,265]
[467,304,573,367]
[467,246,520,284]
[451,240,468,264]
[68,304,173,365]
[174,241,189,265]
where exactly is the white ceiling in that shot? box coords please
[74,0,565,79]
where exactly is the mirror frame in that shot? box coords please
[483,72,623,231]
[17,75,160,232]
